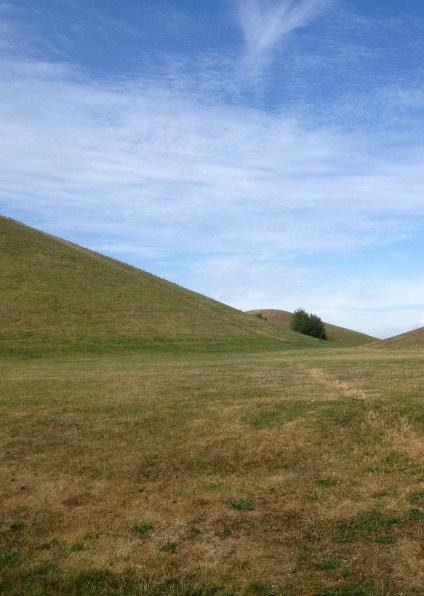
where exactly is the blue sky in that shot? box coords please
[1,0,424,338]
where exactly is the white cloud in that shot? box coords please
[179,256,424,339]
[1,54,423,254]
[1,10,424,338]
[235,0,329,75]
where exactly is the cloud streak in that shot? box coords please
[1,7,424,337]
[235,0,328,74]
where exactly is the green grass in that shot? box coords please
[335,511,401,542]
[0,217,323,357]
[230,498,255,511]
[161,541,179,554]
[318,581,375,596]
[0,568,225,595]
[317,556,341,571]
[131,523,154,535]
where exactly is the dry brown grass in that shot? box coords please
[1,348,424,594]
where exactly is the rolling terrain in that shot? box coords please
[0,217,322,357]
[248,309,378,347]
[2,215,424,595]
[379,326,424,349]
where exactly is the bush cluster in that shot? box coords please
[290,308,327,340]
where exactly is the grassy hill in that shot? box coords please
[379,326,424,349]
[3,218,424,595]
[0,217,324,357]
[247,308,377,347]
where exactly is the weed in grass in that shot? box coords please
[0,550,18,567]
[84,532,100,540]
[131,522,154,535]
[317,556,341,570]
[304,493,318,502]
[335,510,400,542]
[318,581,374,596]
[9,522,25,532]
[372,490,390,498]
[409,508,424,521]
[366,466,384,474]
[221,573,234,583]
[230,498,254,511]
[70,543,85,552]
[247,580,275,594]
[161,541,178,554]
[215,527,232,539]
[381,450,405,467]
[37,539,64,556]
[374,535,394,544]
[305,531,323,541]
[187,526,201,539]
[410,492,424,503]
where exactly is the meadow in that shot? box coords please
[2,346,424,595]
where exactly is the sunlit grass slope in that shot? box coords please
[380,326,424,349]
[248,308,378,347]
[0,217,322,357]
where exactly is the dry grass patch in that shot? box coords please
[1,349,424,594]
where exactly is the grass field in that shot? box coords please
[2,217,424,594]
[2,347,424,595]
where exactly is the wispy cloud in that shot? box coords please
[1,7,424,337]
[235,0,329,75]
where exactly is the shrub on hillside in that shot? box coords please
[290,308,327,340]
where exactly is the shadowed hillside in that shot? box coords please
[248,309,377,347]
[380,326,424,349]
[0,217,325,357]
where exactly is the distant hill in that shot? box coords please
[0,217,326,357]
[247,309,377,347]
[379,327,424,349]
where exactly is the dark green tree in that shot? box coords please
[290,308,326,340]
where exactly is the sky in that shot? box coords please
[1,0,424,339]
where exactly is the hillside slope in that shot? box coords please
[248,309,377,347]
[379,327,424,349]
[0,217,323,356]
